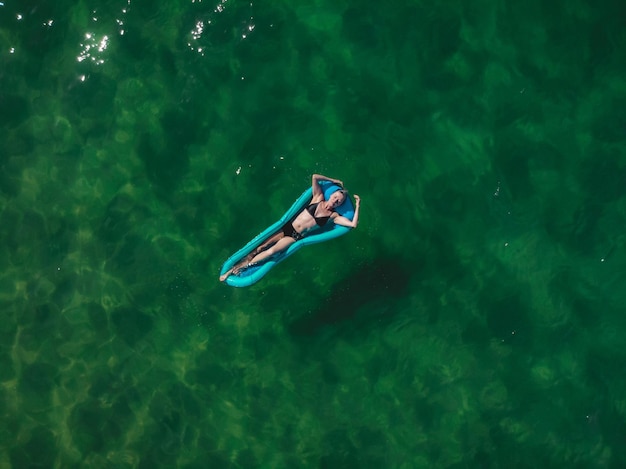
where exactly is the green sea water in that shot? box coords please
[2,0,626,467]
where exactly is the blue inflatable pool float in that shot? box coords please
[219,181,355,287]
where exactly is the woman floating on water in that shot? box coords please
[220,174,361,282]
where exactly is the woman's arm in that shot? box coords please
[333,195,361,228]
[312,174,344,197]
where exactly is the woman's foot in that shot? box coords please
[220,258,253,282]
[220,246,267,282]
[219,268,234,282]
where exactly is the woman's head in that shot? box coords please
[328,189,348,208]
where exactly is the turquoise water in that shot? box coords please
[1,0,626,467]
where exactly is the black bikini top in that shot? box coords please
[306,202,332,226]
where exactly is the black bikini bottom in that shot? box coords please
[281,222,304,241]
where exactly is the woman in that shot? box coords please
[220,174,361,282]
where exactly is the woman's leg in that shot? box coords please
[253,231,284,256]
[220,231,292,282]
[246,236,296,265]
[236,231,285,271]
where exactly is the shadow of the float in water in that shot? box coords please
[288,257,411,338]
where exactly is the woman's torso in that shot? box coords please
[291,197,334,234]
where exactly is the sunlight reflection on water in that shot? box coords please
[186,0,256,56]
